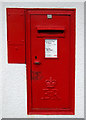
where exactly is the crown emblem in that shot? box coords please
[45,77,56,88]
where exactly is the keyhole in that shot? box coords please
[35,56,37,59]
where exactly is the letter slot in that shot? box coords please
[37,26,65,38]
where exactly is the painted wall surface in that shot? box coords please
[0,2,2,120]
[0,1,84,119]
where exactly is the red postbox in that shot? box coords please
[26,9,75,115]
[7,8,75,115]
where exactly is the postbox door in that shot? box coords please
[26,9,75,115]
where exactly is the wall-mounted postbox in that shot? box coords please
[7,8,75,115]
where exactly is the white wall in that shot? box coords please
[0,1,84,119]
[0,2,3,120]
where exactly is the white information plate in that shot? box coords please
[45,39,57,58]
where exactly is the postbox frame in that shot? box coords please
[25,8,76,115]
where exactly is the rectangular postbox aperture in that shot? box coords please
[26,9,75,115]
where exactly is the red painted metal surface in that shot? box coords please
[7,8,75,115]
[7,8,26,63]
[26,9,75,115]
